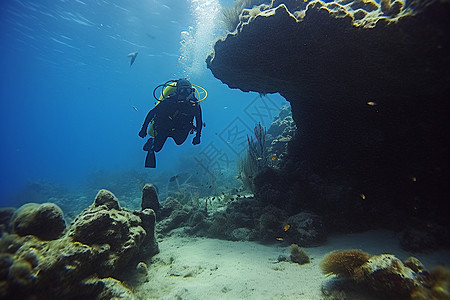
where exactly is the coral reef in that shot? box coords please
[320,250,450,299]
[11,202,66,240]
[0,189,158,299]
[155,190,327,247]
[207,0,450,240]
[264,105,296,169]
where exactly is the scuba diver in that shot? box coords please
[138,78,205,168]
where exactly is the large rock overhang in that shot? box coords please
[207,0,450,231]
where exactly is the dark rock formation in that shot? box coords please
[141,183,161,213]
[207,0,450,239]
[11,202,66,240]
[286,212,325,247]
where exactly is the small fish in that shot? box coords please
[411,176,417,182]
[360,193,366,200]
[257,157,262,160]
[283,224,290,232]
[237,194,240,198]
[208,185,212,189]
[169,175,178,182]
[271,155,277,161]
[276,237,284,241]
[222,192,225,195]
[230,198,234,201]
[224,106,228,109]
[367,101,377,106]
[211,197,215,200]
[127,51,138,66]
[235,189,238,193]
[132,105,138,112]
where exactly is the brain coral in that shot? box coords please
[11,202,66,240]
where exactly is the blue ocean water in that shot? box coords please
[0,0,287,207]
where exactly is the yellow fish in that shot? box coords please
[271,155,277,161]
[367,101,377,106]
[360,193,366,200]
[283,224,290,231]
[276,237,284,241]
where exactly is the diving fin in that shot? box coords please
[145,150,156,168]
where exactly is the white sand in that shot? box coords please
[134,230,450,300]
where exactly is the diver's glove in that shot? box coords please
[192,134,201,145]
[138,127,147,138]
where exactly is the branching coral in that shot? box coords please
[237,122,268,192]
[320,249,371,281]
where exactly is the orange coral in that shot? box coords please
[320,249,371,281]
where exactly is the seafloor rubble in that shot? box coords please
[0,189,158,299]
[207,0,450,250]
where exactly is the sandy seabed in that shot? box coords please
[134,230,450,300]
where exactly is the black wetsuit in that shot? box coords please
[139,92,202,167]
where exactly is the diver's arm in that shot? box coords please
[139,107,157,138]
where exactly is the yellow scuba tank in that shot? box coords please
[159,82,177,100]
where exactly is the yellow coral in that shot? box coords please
[320,249,370,281]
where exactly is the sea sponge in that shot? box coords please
[320,249,370,281]
[290,244,310,265]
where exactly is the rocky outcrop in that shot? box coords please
[0,189,158,299]
[207,0,450,238]
[141,183,161,213]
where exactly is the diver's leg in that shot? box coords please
[143,137,154,151]
[173,130,190,146]
[143,138,156,168]
[145,150,156,168]
[143,134,168,168]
